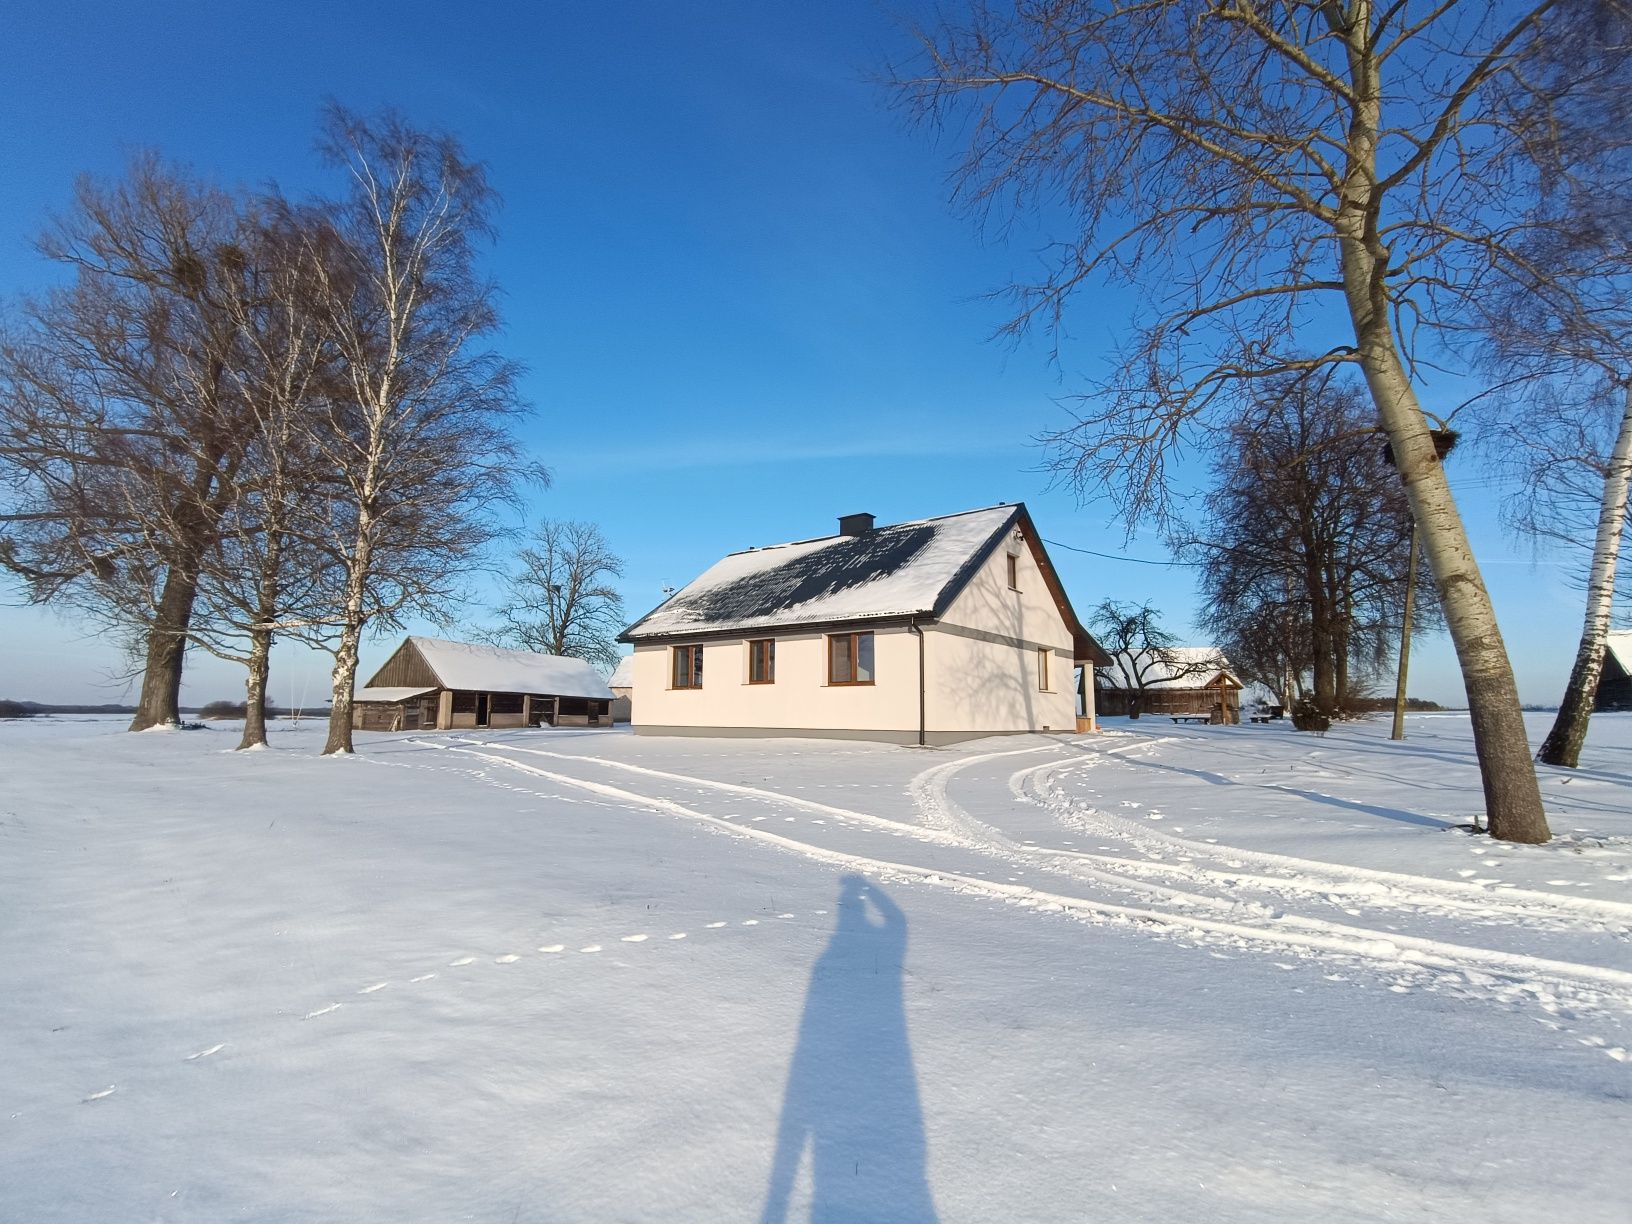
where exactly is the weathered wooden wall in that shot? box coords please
[366,640,439,689]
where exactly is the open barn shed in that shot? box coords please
[352,636,615,732]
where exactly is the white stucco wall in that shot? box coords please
[924,528,1077,734]
[630,628,921,736]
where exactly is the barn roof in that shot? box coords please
[403,637,614,700]
[354,686,437,704]
[1605,631,1632,675]
[607,655,634,689]
[620,503,1106,662]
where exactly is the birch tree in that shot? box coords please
[187,207,341,750]
[1475,203,1632,769]
[301,106,535,757]
[891,1,1632,841]
[1465,4,1632,768]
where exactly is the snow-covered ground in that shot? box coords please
[3,712,1628,1221]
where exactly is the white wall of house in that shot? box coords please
[631,627,921,737]
[925,529,1077,735]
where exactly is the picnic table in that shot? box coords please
[1169,714,1212,725]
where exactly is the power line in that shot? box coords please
[1044,537,1202,568]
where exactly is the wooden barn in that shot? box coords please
[1095,647,1244,723]
[1595,632,1632,712]
[352,636,615,732]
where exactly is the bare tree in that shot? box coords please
[299,105,537,756]
[485,519,625,669]
[186,206,344,750]
[1090,599,1216,718]
[889,1,1632,841]
[0,157,252,730]
[1469,41,1632,767]
[1178,374,1431,717]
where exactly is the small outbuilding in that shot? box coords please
[1096,647,1244,723]
[1595,632,1632,712]
[352,636,615,732]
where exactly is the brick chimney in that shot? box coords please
[838,512,876,537]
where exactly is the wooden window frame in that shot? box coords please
[827,631,876,686]
[1038,647,1050,692]
[748,638,775,685]
[1007,553,1020,590]
[672,644,704,690]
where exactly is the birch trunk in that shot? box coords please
[322,519,375,757]
[1335,2,1549,842]
[1537,381,1632,768]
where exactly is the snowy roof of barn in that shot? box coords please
[353,686,437,704]
[619,503,1106,661]
[607,655,634,690]
[403,637,614,700]
[1099,647,1242,690]
[1606,631,1632,675]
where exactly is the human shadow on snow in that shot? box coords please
[759,875,938,1224]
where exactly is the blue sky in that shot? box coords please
[0,2,1587,707]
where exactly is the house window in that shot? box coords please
[1038,648,1050,691]
[828,632,875,685]
[748,639,775,684]
[673,644,704,689]
[1007,553,1020,589]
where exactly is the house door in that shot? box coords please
[476,693,490,728]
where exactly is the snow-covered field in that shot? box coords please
[3,712,1629,1222]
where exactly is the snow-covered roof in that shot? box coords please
[408,637,614,700]
[607,655,634,690]
[1100,647,1242,690]
[622,505,1026,640]
[353,686,437,704]
[1606,631,1632,675]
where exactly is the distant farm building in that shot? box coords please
[1096,647,1244,723]
[1596,632,1632,712]
[352,636,614,732]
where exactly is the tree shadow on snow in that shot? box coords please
[759,875,938,1224]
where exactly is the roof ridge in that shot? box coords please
[720,502,1019,558]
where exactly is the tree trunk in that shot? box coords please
[1341,281,1550,842]
[323,524,375,756]
[238,626,272,751]
[1333,11,1548,842]
[1304,544,1337,715]
[238,539,284,751]
[128,566,198,731]
[1390,526,1420,742]
[1538,380,1632,768]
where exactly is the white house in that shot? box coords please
[618,504,1108,744]
[352,636,615,731]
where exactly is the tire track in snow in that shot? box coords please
[1044,739,1632,925]
[438,737,967,846]
[436,742,1632,1012]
